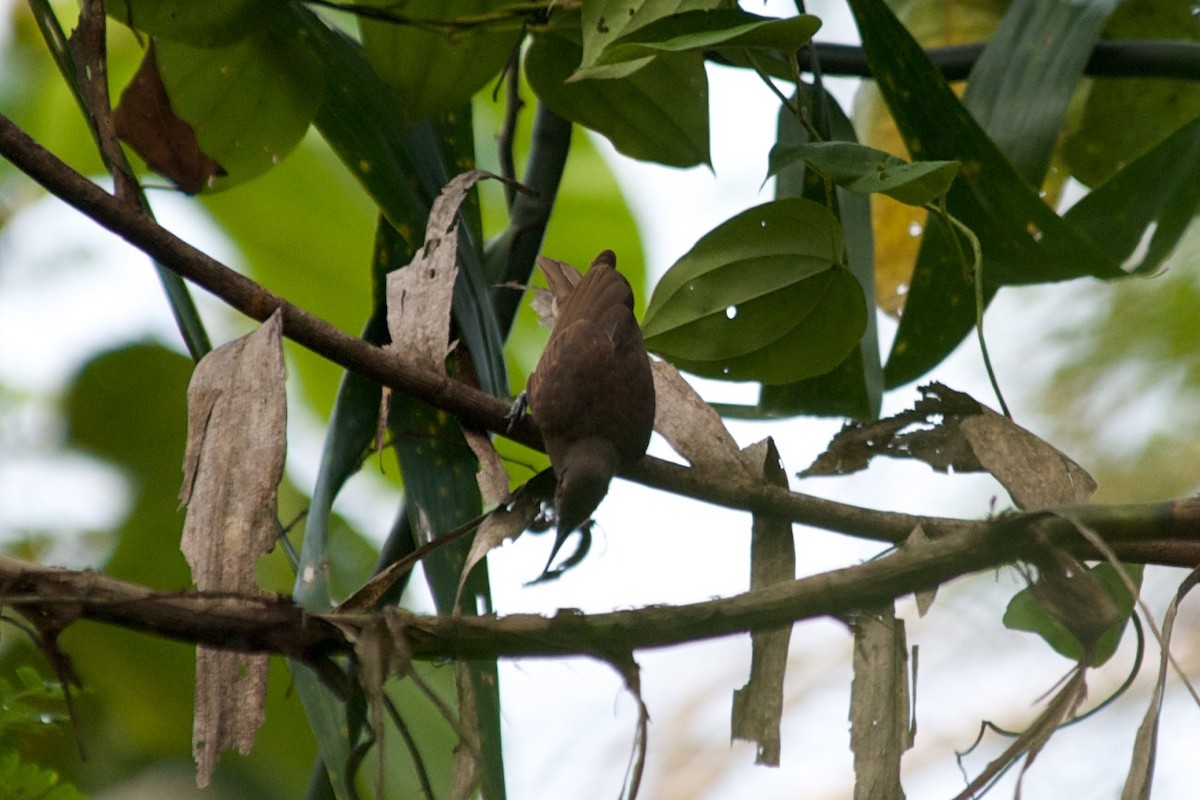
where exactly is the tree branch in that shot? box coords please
[795,40,1200,82]
[3,502,1198,666]
[3,111,1200,560]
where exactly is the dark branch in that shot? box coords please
[796,40,1200,82]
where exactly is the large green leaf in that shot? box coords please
[767,141,959,206]
[358,0,522,123]
[643,199,866,384]
[107,0,271,46]
[580,9,820,73]
[753,85,883,420]
[152,27,324,190]
[526,17,711,168]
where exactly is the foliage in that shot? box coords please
[0,0,1197,798]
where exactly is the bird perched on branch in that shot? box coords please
[512,250,656,573]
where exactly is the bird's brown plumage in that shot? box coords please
[527,250,656,542]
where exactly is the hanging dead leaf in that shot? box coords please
[801,383,1096,509]
[114,44,225,193]
[731,437,794,766]
[454,469,556,608]
[179,310,286,787]
[849,607,910,800]
[651,358,750,477]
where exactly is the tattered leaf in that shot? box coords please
[179,310,287,786]
[802,383,1096,510]
[849,607,910,799]
[643,199,865,384]
[731,437,794,766]
[768,141,959,206]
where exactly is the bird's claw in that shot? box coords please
[504,391,528,434]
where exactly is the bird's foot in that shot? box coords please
[504,391,528,434]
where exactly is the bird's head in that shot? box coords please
[553,437,620,536]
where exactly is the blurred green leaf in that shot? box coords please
[580,9,820,73]
[962,0,1119,184]
[154,24,324,190]
[643,199,866,384]
[107,0,271,46]
[847,0,1129,388]
[526,18,711,168]
[768,141,959,206]
[1063,118,1200,276]
[359,0,522,123]
[1004,563,1142,665]
[295,4,509,399]
[1063,0,1200,188]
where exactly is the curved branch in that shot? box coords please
[0,109,930,543]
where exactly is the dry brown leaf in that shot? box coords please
[651,359,749,477]
[731,438,794,766]
[179,310,286,787]
[462,427,511,505]
[960,410,1095,509]
[906,525,938,616]
[849,607,910,800]
[454,470,556,609]
[802,383,1096,509]
[1121,568,1200,800]
[114,44,224,193]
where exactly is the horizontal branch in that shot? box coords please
[799,40,1200,82]
[4,503,1198,664]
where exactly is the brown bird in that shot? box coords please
[518,250,656,569]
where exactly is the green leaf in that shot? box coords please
[582,9,821,72]
[107,0,272,46]
[526,19,710,168]
[643,199,867,384]
[1064,117,1200,276]
[768,141,959,206]
[1062,0,1200,187]
[726,85,882,420]
[961,0,1119,184]
[575,0,724,79]
[1004,563,1142,666]
[846,0,1129,388]
[359,0,523,122]
[154,24,324,190]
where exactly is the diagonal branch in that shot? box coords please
[2,111,1200,559]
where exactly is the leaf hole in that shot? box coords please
[908,221,922,237]
[1026,221,1043,242]
[725,305,738,320]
